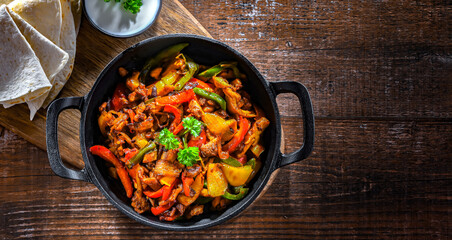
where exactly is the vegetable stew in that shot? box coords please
[90,43,269,221]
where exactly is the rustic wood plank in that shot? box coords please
[181,0,452,119]
[0,0,211,169]
[282,117,452,181]
[1,119,450,238]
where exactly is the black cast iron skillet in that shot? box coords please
[46,34,314,230]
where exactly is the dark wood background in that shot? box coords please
[1,0,451,239]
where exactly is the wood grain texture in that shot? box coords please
[1,0,451,239]
[181,0,452,119]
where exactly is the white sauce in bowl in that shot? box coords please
[84,0,161,37]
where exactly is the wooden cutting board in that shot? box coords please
[0,0,211,169]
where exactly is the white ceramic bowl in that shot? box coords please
[83,0,162,38]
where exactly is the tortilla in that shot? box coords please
[2,0,81,33]
[7,8,68,83]
[6,6,69,119]
[0,4,51,106]
[42,0,77,108]
[8,0,62,45]
[1,0,78,119]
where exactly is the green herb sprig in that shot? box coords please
[181,117,203,137]
[158,123,202,167]
[104,0,143,14]
[158,128,180,150]
[177,147,200,167]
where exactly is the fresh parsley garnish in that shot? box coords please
[158,128,179,150]
[123,0,143,14]
[182,117,203,137]
[177,146,200,167]
[104,0,143,14]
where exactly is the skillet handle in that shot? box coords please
[46,97,91,183]
[270,81,314,169]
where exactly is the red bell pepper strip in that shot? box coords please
[116,167,134,198]
[122,148,138,163]
[181,172,195,197]
[162,178,179,201]
[90,145,121,168]
[163,104,182,131]
[188,78,214,92]
[164,105,182,123]
[111,83,128,111]
[151,201,176,216]
[223,116,251,153]
[187,128,206,148]
[90,145,133,198]
[161,186,171,200]
[172,122,184,135]
[143,187,164,198]
[155,89,195,105]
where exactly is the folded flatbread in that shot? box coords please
[8,0,62,45]
[0,0,80,33]
[1,0,78,120]
[5,7,69,119]
[42,0,77,108]
[0,4,51,106]
[8,8,68,82]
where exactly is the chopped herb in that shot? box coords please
[104,0,143,14]
[177,146,200,167]
[122,0,143,14]
[182,116,203,137]
[158,128,179,150]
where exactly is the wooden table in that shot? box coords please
[1,0,450,239]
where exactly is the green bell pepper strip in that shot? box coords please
[220,156,242,167]
[245,158,256,169]
[139,43,189,82]
[218,62,240,78]
[232,186,243,194]
[126,141,157,168]
[197,61,238,79]
[222,187,249,200]
[193,87,227,110]
[197,64,223,79]
[174,61,199,91]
